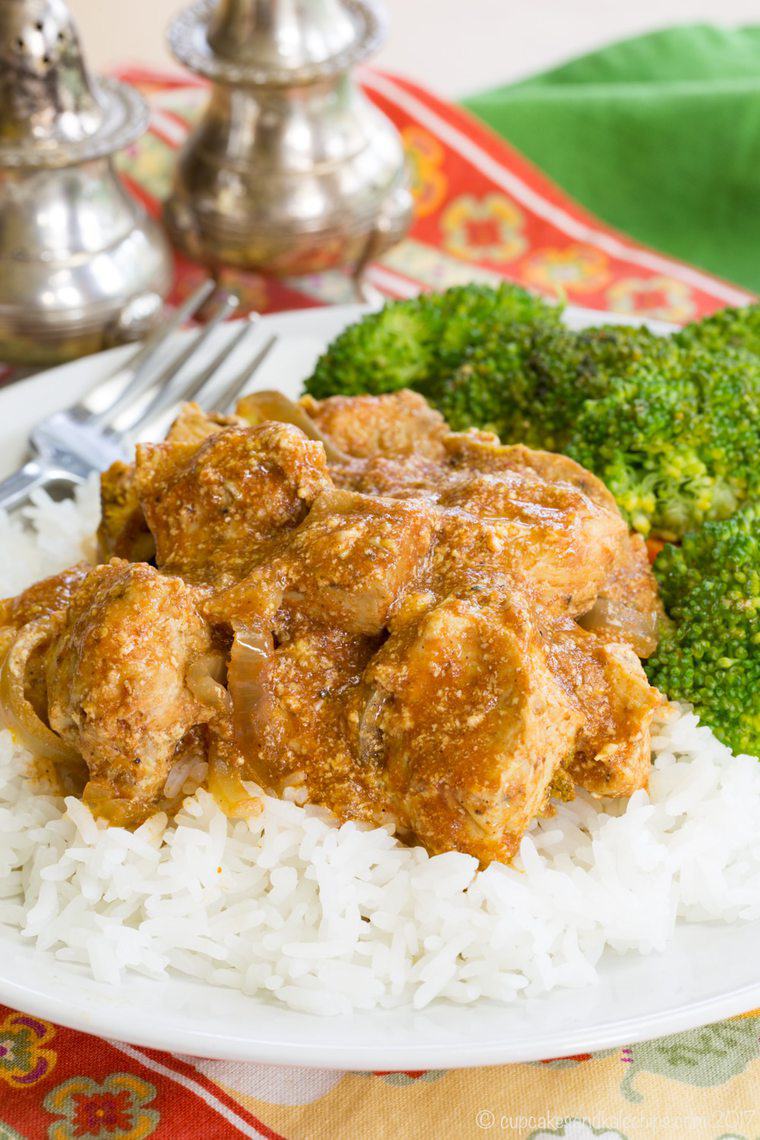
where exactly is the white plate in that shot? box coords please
[1,302,758,1069]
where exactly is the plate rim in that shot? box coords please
[0,959,759,1068]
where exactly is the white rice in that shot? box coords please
[1,483,759,1014]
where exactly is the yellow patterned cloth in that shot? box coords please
[181,1020,760,1138]
[2,1006,759,1138]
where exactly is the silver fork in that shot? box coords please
[0,283,278,512]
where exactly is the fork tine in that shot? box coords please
[126,313,259,434]
[211,333,279,415]
[106,292,240,431]
[176,314,260,409]
[115,279,217,376]
[86,279,216,424]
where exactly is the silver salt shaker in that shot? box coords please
[0,0,173,365]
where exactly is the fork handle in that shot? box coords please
[0,460,52,513]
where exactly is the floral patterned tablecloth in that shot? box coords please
[1,1003,759,1139]
[1,67,758,1140]
[114,66,751,320]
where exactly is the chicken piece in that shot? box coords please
[210,483,439,642]
[97,403,245,561]
[448,435,621,515]
[435,469,628,616]
[437,432,630,615]
[274,489,436,635]
[545,621,662,798]
[333,454,446,500]
[339,438,630,619]
[135,422,333,585]
[299,390,448,460]
[350,581,581,863]
[208,488,437,638]
[579,534,664,658]
[233,618,389,823]
[444,433,662,655]
[45,560,216,822]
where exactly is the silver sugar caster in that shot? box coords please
[0,0,173,366]
[164,0,413,288]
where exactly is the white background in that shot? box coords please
[70,0,760,97]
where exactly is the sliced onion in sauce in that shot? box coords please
[578,597,660,658]
[207,745,262,819]
[357,685,390,768]
[82,780,143,828]
[0,617,81,767]
[227,624,274,760]
[186,652,231,713]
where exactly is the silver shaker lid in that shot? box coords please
[168,0,387,87]
[0,0,150,167]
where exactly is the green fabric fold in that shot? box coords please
[462,25,760,292]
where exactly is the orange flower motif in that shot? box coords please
[441,193,526,263]
[0,1011,57,1089]
[521,245,610,296]
[606,276,696,323]
[402,126,448,219]
[45,1073,159,1140]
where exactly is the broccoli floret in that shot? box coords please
[675,303,760,358]
[421,322,670,448]
[421,318,551,441]
[305,295,444,398]
[565,348,760,539]
[646,506,760,757]
[525,324,682,451]
[433,281,562,369]
[304,283,560,401]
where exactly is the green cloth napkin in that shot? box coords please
[462,24,760,293]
